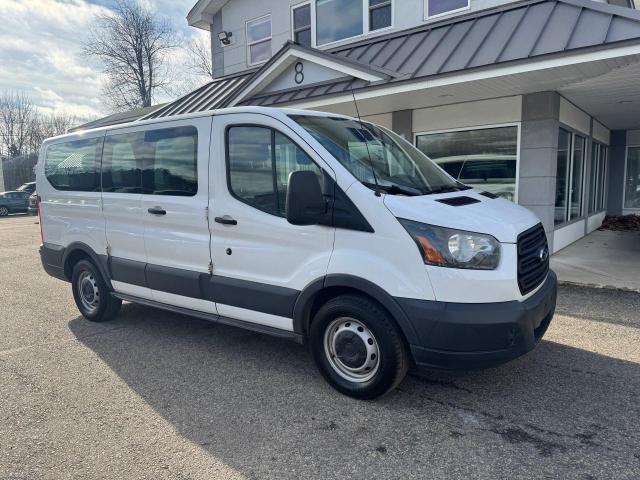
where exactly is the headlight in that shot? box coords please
[398,219,500,270]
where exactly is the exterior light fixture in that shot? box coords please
[218,31,233,45]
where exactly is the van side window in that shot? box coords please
[102,133,143,193]
[44,138,102,192]
[102,126,198,196]
[227,126,322,216]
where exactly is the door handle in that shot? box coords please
[148,207,167,215]
[214,215,237,225]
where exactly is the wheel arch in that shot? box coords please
[293,274,419,345]
[62,242,112,290]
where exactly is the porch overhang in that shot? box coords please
[228,42,397,107]
[266,44,640,131]
[235,0,640,130]
[167,0,640,131]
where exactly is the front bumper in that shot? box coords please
[397,271,557,370]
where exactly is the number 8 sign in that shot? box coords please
[294,62,304,85]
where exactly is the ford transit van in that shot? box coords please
[37,107,556,399]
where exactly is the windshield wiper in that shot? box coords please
[362,182,422,196]
[427,184,472,195]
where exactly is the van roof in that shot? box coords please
[42,106,356,146]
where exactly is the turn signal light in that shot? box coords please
[415,235,446,266]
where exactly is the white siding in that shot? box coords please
[559,97,590,135]
[362,113,393,130]
[592,120,610,145]
[215,0,522,76]
[553,220,587,253]
[587,212,606,234]
[627,129,640,145]
[412,96,522,134]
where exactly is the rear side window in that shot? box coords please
[102,126,198,196]
[227,125,322,216]
[44,138,102,192]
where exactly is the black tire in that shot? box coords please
[310,294,410,400]
[71,259,122,322]
[0,206,9,217]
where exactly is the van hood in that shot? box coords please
[383,190,540,243]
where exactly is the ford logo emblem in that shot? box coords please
[539,247,549,262]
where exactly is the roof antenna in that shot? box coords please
[350,88,381,196]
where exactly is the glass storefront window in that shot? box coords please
[555,129,587,225]
[415,126,518,201]
[597,145,607,210]
[588,142,608,214]
[624,146,640,209]
[569,135,585,220]
[555,129,571,225]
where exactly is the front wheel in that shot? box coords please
[310,294,410,400]
[0,206,9,217]
[71,259,122,322]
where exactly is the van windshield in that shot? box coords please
[290,115,465,196]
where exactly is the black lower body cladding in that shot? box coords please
[400,271,557,370]
[39,243,66,281]
[40,243,557,370]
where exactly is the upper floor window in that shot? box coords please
[293,3,312,47]
[246,15,272,66]
[425,0,470,19]
[300,0,392,47]
[316,0,364,46]
[369,0,392,31]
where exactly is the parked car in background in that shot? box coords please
[435,155,517,202]
[0,191,31,216]
[28,192,39,216]
[16,182,36,194]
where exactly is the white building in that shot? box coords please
[105,0,640,252]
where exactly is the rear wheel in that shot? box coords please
[71,259,121,322]
[310,294,410,400]
[0,206,8,217]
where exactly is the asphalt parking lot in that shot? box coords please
[1,215,639,480]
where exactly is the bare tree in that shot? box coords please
[84,0,176,111]
[184,36,213,79]
[27,112,79,153]
[0,91,35,158]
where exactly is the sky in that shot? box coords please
[0,0,205,121]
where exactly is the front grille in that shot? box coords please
[517,223,549,295]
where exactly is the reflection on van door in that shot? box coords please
[139,118,216,313]
[210,114,335,331]
[102,129,152,300]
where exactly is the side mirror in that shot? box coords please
[286,171,325,226]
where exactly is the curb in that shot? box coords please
[558,280,640,294]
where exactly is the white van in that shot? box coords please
[37,107,556,399]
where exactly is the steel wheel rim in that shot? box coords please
[323,317,380,383]
[77,270,100,314]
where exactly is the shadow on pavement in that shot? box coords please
[556,284,640,328]
[68,300,640,479]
